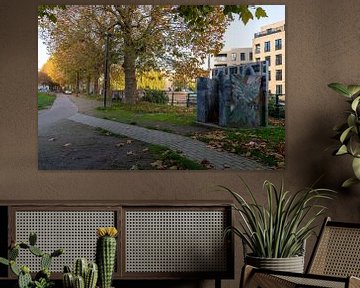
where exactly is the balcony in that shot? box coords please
[214,53,227,62]
[254,26,284,38]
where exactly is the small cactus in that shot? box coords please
[9,247,19,260]
[74,275,85,288]
[63,272,74,288]
[51,248,64,258]
[41,253,52,270]
[63,259,98,288]
[18,269,32,288]
[0,233,63,288]
[74,258,87,279]
[96,227,118,288]
[85,263,98,288]
[0,257,9,266]
[64,265,72,273]
[29,232,37,246]
[10,260,20,276]
[29,245,44,257]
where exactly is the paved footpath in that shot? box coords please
[39,94,267,170]
[68,113,267,170]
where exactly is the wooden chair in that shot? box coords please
[241,217,360,288]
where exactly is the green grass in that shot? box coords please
[149,144,205,170]
[228,127,285,167]
[225,126,285,145]
[195,126,285,168]
[38,92,56,110]
[96,102,196,126]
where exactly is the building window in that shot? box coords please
[255,44,260,54]
[275,54,282,65]
[249,52,253,61]
[268,70,271,81]
[229,67,238,74]
[276,69,282,81]
[265,56,271,66]
[255,57,260,62]
[275,39,282,50]
[215,53,227,62]
[264,41,271,52]
[276,84,283,95]
[240,53,246,61]
[231,53,237,61]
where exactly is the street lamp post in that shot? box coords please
[103,31,112,108]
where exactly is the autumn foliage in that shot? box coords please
[39,5,266,102]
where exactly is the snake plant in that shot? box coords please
[223,179,335,258]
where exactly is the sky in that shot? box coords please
[37,5,285,70]
[223,5,285,49]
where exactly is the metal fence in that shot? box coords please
[268,93,285,119]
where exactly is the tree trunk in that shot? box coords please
[123,48,137,104]
[86,75,91,95]
[94,74,99,95]
[76,71,80,97]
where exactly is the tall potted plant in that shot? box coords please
[328,83,360,187]
[224,180,334,273]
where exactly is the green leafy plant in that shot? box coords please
[0,232,63,288]
[142,89,169,104]
[223,180,334,258]
[328,83,360,187]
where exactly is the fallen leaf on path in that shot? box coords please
[126,140,132,144]
[142,148,149,152]
[48,138,56,141]
[63,143,71,147]
[126,151,134,156]
[151,160,164,169]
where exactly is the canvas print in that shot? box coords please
[38,5,285,170]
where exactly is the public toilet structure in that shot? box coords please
[197,61,268,128]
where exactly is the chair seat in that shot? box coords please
[243,265,360,288]
[277,274,346,288]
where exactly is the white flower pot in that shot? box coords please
[245,254,305,273]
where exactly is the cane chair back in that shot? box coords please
[307,217,360,278]
[241,218,360,288]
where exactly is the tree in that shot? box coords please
[39,5,267,103]
[39,6,107,95]
[40,56,65,87]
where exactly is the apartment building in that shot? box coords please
[253,20,285,96]
[211,48,253,68]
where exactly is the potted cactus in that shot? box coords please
[0,232,63,288]
[96,227,118,288]
[63,258,98,288]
